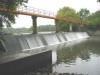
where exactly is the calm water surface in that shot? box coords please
[24,37,100,75]
[52,37,100,75]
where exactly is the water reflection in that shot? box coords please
[52,37,100,75]
[4,37,100,75]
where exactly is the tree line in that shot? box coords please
[56,7,100,32]
[2,25,55,33]
[0,0,100,33]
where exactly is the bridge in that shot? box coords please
[0,3,89,74]
[0,4,85,33]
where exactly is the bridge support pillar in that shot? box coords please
[55,20,59,33]
[69,23,73,32]
[32,16,37,34]
[78,24,80,31]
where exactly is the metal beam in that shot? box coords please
[0,8,85,24]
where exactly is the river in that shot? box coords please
[24,36,100,75]
[52,36,100,75]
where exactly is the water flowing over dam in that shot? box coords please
[0,32,89,52]
[0,32,89,74]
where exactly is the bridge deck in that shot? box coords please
[0,6,85,24]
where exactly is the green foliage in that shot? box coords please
[37,25,55,32]
[29,25,56,32]
[56,7,80,19]
[2,25,55,33]
[87,11,100,30]
[56,7,80,32]
[78,8,90,21]
[0,0,28,30]
[0,0,28,9]
[2,27,31,33]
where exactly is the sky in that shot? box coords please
[13,0,99,28]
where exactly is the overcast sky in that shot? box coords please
[13,0,99,28]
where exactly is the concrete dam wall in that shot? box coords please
[0,32,89,74]
[0,32,89,52]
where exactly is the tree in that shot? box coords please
[78,8,90,31]
[56,7,80,32]
[87,11,100,30]
[78,8,90,21]
[0,0,28,31]
[97,0,100,2]
[97,0,100,10]
[29,25,55,32]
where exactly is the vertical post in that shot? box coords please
[69,23,73,32]
[55,19,59,33]
[78,24,80,31]
[32,16,37,34]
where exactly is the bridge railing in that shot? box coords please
[0,2,56,17]
[0,2,85,24]
[17,6,56,17]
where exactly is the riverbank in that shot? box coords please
[87,30,100,36]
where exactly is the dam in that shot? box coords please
[0,32,89,74]
[0,32,89,52]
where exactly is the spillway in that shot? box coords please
[0,32,89,52]
[0,32,89,74]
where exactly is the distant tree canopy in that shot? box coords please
[56,7,80,19]
[2,27,30,33]
[78,8,90,21]
[2,25,55,33]
[0,0,28,29]
[87,11,100,30]
[56,6,100,32]
[56,7,80,32]
[30,25,55,32]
